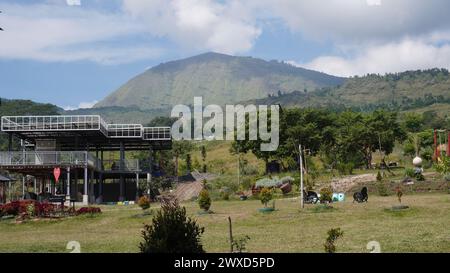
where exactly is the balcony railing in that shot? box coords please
[1,115,108,136]
[0,151,96,167]
[1,115,171,141]
[100,159,140,172]
[107,124,143,138]
[0,151,140,172]
[143,127,171,140]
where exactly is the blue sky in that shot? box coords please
[1,0,450,109]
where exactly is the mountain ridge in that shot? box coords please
[94,52,345,110]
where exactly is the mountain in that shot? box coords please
[0,98,61,116]
[95,52,345,110]
[243,69,450,112]
[0,98,61,149]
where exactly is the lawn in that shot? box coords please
[1,192,449,253]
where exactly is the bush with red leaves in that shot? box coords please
[0,200,60,218]
[76,207,101,215]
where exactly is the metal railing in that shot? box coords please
[1,115,108,136]
[107,124,143,138]
[0,151,140,172]
[143,127,171,140]
[0,151,95,167]
[100,159,140,172]
[1,115,171,141]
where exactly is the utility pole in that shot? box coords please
[299,144,304,209]
[237,145,240,188]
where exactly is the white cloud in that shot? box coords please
[66,0,81,6]
[252,0,450,43]
[0,3,162,64]
[63,100,98,110]
[366,0,381,6]
[122,0,261,54]
[300,39,450,77]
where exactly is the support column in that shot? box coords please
[98,150,103,204]
[119,141,125,202]
[147,146,153,198]
[83,166,88,205]
[135,172,140,201]
[33,177,37,194]
[22,176,25,199]
[98,172,103,204]
[90,169,95,203]
[66,167,71,200]
[8,133,12,152]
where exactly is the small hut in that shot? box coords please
[0,174,16,204]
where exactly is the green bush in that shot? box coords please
[139,199,205,253]
[255,177,281,188]
[259,187,273,208]
[405,168,415,178]
[320,187,333,203]
[337,162,354,175]
[324,228,344,253]
[220,187,231,201]
[376,171,383,182]
[198,189,212,211]
[376,182,390,196]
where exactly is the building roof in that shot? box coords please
[0,174,15,182]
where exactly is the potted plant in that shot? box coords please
[258,187,274,212]
[392,186,409,210]
[138,196,151,215]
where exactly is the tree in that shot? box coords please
[201,145,207,173]
[403,113,423,133]
[198,189,211,211]
[172,141,194,178]
[185,153,192,173]
[332,110,406,169]
[139,199,205,253]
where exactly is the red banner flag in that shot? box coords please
[53,167,61,183]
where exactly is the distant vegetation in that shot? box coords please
[0,98,60,150]
[245,68,450,113]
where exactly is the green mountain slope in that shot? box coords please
[95,52,345,110]
[243,69,450,111]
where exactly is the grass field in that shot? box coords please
[1,193,449,253]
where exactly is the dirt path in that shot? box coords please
[331,173,377,193]
[170,171,218,202]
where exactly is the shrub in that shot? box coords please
[138,196,151,210]
[280,176,295,185]
[337,162,354,175]
[376,171,383,182]
[231,235,251,253]
[76,207,101,215]
[139,199,205,253]
[259,187,273,208]
[319,187,333,203]
[324,228,344,253]
[405,168,415,178]
[0,200,61,218]
[255,177,281,188]
[198,189,212,211]
[445,174,450,182]
[219,187,231,201]
[376,181,389,196]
